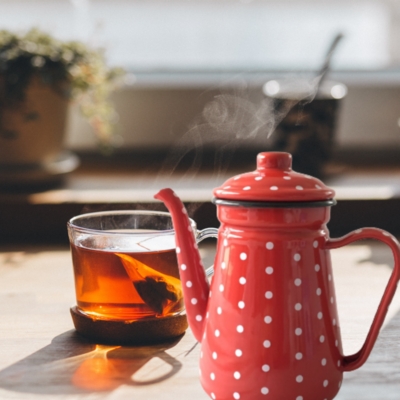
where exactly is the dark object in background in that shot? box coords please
[264,79,347,178]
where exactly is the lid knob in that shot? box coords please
[257,152,292,171]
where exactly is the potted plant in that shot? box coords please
[0,28,124,183]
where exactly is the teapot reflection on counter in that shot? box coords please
[155,152,400,400]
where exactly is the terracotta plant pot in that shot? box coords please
[0,75,69,166]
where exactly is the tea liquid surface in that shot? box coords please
[71,236,182,321]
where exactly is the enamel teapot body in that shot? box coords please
[155,152,400,400]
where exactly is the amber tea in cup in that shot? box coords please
[67,210,197,321]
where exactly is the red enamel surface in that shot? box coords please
[155,152,400,400]
[213,152,335,202]
[200,210,343,400]
[154,188,209,342]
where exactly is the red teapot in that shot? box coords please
[155,152,400,400]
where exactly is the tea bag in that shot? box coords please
[116,253,183,316]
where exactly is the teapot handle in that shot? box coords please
[325,228,400,372]
[196,228,219,278]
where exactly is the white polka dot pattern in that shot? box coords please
[211,152,335,202]
[155,188,343,400]
[196,231,342,400]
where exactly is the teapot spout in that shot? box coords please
[154,188,209,342]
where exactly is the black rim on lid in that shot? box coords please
[212,198,337,208]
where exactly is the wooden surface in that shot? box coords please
[0,241,399,399]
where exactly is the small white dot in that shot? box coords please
[211,393,216,400]
[315,184,321,189]
[313,240,318,248]
[212,352,217,359]
[224,239,228,246]
[294,278,302,286]
[355,229,362,234]
[320,335,325,343]
[181,264,187,271]
[316,288,322,296]
[191,298,198,305]
[296,397,303,400]
[195,315,202,321]
[265,266,274,274]
[234,176,241,180]
[296,186,304,191]
[234,371,241,379]
[296,375,303,383]
[238,301,245,309]
[217,307,222,314]
[237,325,244,333]
[295,303,302,311]
[333,318,336,326]
[262,364,270,372]
[221,261,226,269]
[255,176,263,181]
[240,252,247,260]
[266,242,274,250]
[215,329,220,337]
[295,352,303,360]
[263,340,271,348]
[219,284,224,292]
[176,247,181,253]
[210,372,215,380]
[318,312,323,319]
[206,312,209,319]
[323,380,329,387]
[294,253,301,261]
[261,387,269,395]
[337,360,341,367]
[322,358,327,366]
[295,328,302,336]
[283,176,291,180]
[264,316,272,324]
[233,393,240,400]
[239,277,246,284]
[265,291,273,299]
[235,349,242,357]
[186,281,193,288]
[243,186,251,191]
[270,186,278,191]
[315,264,320,272]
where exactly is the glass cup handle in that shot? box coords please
[196,228,218,278]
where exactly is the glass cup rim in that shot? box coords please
[68,209,196,236]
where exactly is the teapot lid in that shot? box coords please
[213,152,335,203]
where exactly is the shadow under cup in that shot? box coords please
[67,210,193,322]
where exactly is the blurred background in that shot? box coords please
[2,0,400,242]
[1,0,400,157]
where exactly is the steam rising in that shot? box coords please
[158,70,344,184]
[159,80,292,180]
